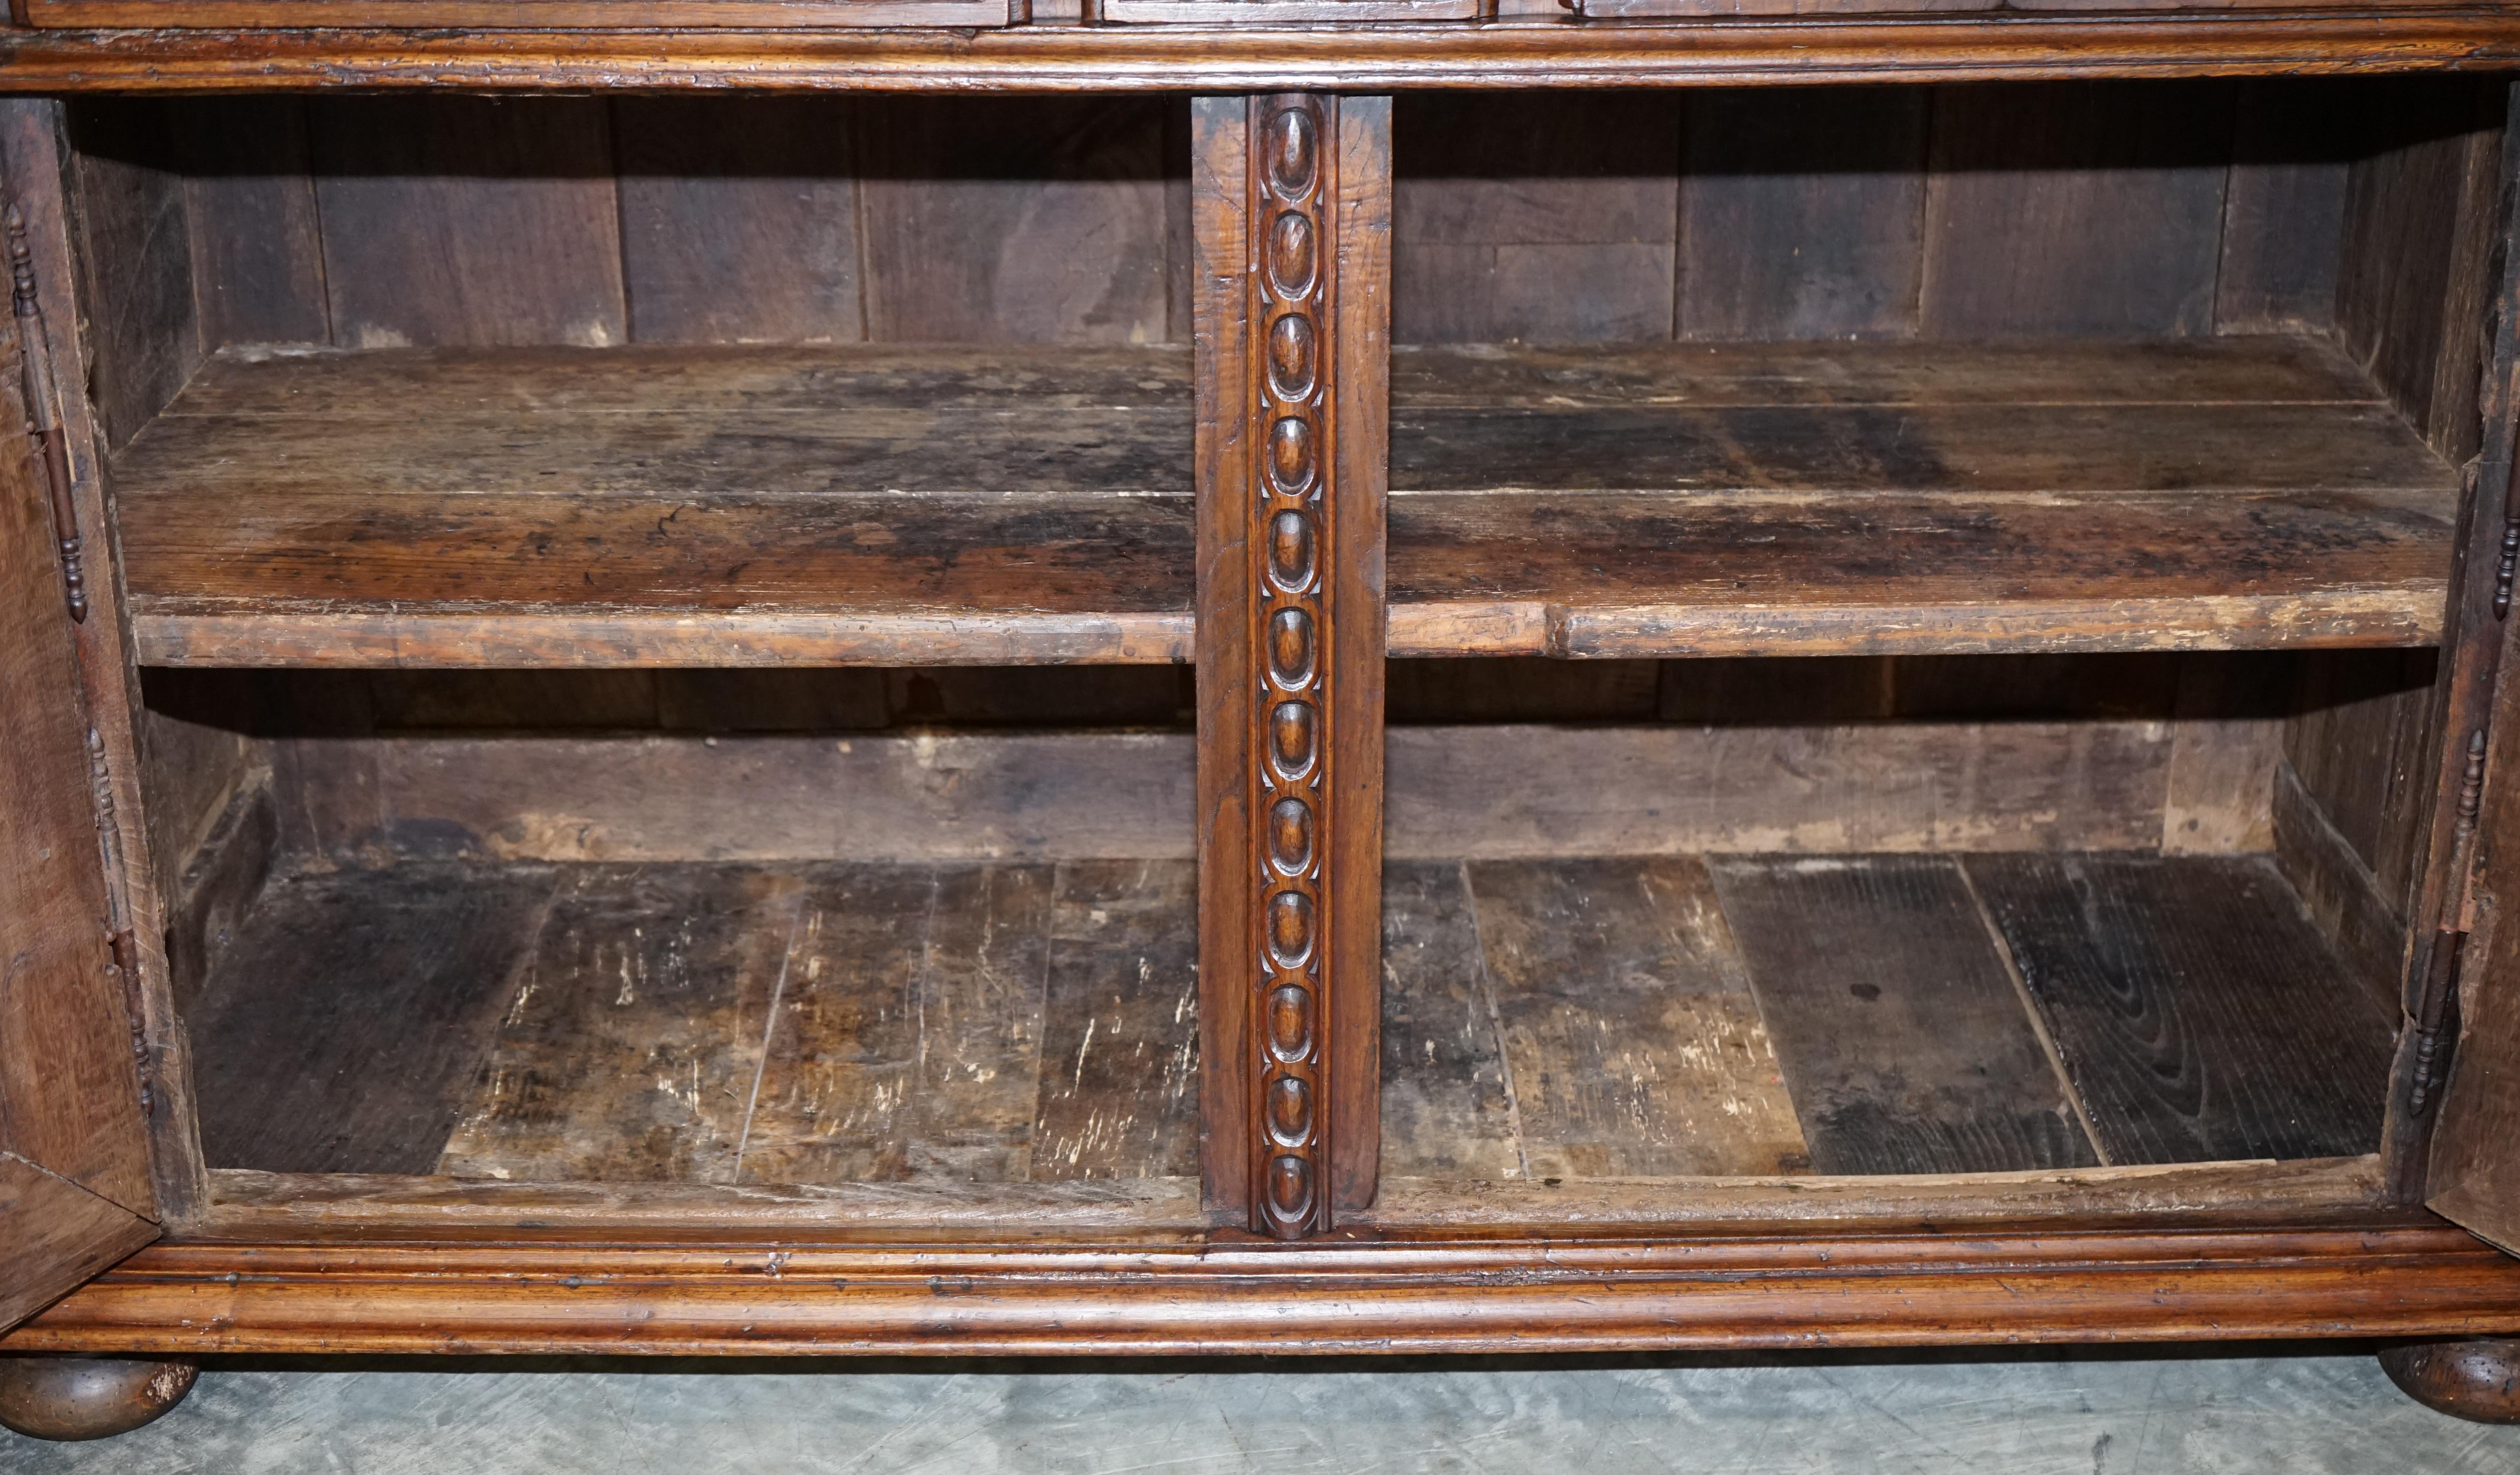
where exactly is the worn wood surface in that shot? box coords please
[1677,89,1927,340]
[0,1157,156,1334]
[181,862,1203,1188]
[859,98,1177,346]
[3,16,2520,96]
[114,336,2454,668]
[64,101,202,452]
[612,97,862,347]
[1466,857,1810,1179]
[176,96,329,348]
[1033,860,1200,1181]
[2424,471,2520,1254]
[1377,861,1520,1181]
[4,97,208,1228]
[1921,82,2233,338]
[2272,757,2409,1016]
[310,97,626,351]
[1192,95,1257,1223]
[18,1218,2520,1356]
[160,776,274,1012]
[1327,95,1394,1215]
[1970,854,2399,1165]
[434,865,806,1184]
[2214,79,2355,334]
[1712,856,2100,1175]
[1392,93,1678,344]
[0,327,155,1220]
[28,0,1015,25]
[251,721,2212,867]
[186,865,556,1174]
[1367,1156,2389,1229]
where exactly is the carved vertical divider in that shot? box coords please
[1194,95,1389,1238]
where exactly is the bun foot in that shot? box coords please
[2380,1338,2520,1424]
[0,1355,199,1441]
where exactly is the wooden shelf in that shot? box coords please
[186,849,2388,1186]
[114,337,2460,668]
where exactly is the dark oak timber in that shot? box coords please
[6,16,2520,94]
[11,1220,2520,1357]
[113,337,2453,668]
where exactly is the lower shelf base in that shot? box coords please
[183,850,2398,1200]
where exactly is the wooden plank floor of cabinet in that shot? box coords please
[187,850,2397,1202]
[114,336,2457,669]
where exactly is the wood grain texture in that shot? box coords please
[1378,861,1521,1181]
[24,1218,2520,1357]
[1970,854,2398,1165]
[612,97,861,347]
[1186,95,1247,1224]
[1367,1156,2389,1230]
[1713,856,2100,1175]
[5,15,2520,96]
[2286,650,2440,918]
[0,326,153,1216]
[858,97,1175,345]
[1034,860,1200,1182]
[63,100,201,451]
[310,96,626,350]
[2335,78,2501,455]
[0,1156,155,1334]
[1677,88,1927,340]
[2161,653,2288,854]
[4,97,208,1227]
[1468,857,1809,1179]
[176,96,329,349]
[1327,94,1393,1215]
[114,337,2455,668]
[2272,756,2408,1015]
[28,0,1015,24]
[185,865,557,1175]
[160,775,275,1012]
[727,865,951,1186]
[432,865,798,1184]
[2215,80,2356,336]
[1392,93,1678,344]
[2425,459,2520,1252]
[200,1169,1205,1236]
[248,722,2184,868]
[1921,82,2233,338]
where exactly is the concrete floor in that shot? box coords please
[3,1346,2517,1473]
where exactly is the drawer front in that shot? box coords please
[23,0,1021,26]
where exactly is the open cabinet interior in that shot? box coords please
[68,79,2500,1232]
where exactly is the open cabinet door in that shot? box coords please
[2431,651,2520,1253]
[0,257,158,1328]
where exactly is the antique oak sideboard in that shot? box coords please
[7,0,2520,1442]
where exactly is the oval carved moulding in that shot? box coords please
[1267,606,1316,689]
[1269,210,1318,299]
[1268,795,1315,876]
[1268,699,1318,781]
[1268,507,1318,590]
[1266,105,1318,200]
[1266,982,1314,1064]
[1268,313,1317,402]
[1269,418,1315,497]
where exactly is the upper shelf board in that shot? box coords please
[113,337,2460,668]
